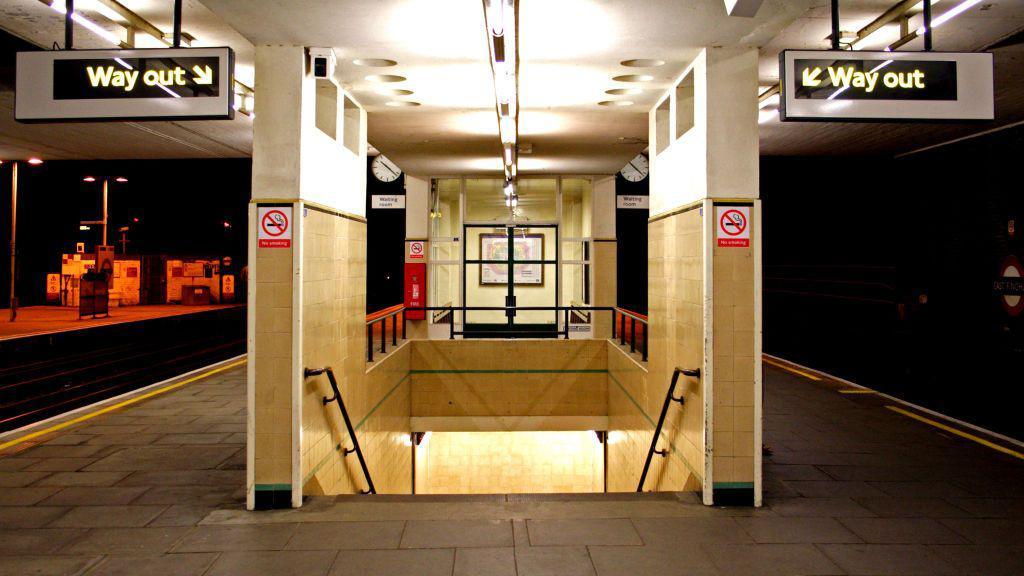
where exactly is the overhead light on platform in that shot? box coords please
[115,177,128,183]
[27,158,43,165]
[79,225,91,231]
[485,0,519,202]
[83,176,96,182]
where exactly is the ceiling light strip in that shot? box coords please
[484,0,519,210]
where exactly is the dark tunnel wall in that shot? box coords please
[762,124,1024,440]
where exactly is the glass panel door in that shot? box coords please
[463,223,559,337]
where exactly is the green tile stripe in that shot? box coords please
[254,483,291,491]
[606,370,704,484]
[713,482,754,489]
[409,369,607,374]
[303,372,411,486]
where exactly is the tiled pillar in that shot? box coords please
[647,47,762,506]
[592,176,616,339]
[247,45,372,509]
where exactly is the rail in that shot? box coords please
[406,306,616,339]
[304,366,376,494]
[366,305,405,362]
[612,307,648,361]
[637,366,700,492]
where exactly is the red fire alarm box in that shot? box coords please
[404,263,426,320]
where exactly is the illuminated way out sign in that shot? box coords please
[16,47,234,122]
[780,50,993,122]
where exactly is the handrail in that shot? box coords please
[612,307,648,361]
[365,306,405,362]
[637,366,700,492]
[406,305,616,340]
[304,366,377,494]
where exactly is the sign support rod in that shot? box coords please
[174,0,184,47]
[9,162,18,322]
[923,0,933,51]
[831,0,839,49]
[64,0,74,50]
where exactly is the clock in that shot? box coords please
[619,153,649,183]
[371,154,403,183]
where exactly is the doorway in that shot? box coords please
[463,223,559,337]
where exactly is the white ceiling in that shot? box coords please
[1,0,1023,171]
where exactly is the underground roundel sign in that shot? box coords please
[716,206,751,248]
[995,256,1024,317]
[258,206,292,248]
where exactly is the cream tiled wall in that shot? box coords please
[416,431,603,494]
[300,207,412,495]
[252,204,295,490]
[592,241,617,340]
[636,207,706,492]
[410,340,607,418]
[711,202,756,486]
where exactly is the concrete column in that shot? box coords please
[644,47,762,506]
[249,45,409,509]
[592,176,616,339]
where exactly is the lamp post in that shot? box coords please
[7,157,44,321]
[82,176,128,247]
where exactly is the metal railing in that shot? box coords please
[407,306,616,339]
[612,308,648,361]
[304,366,376,494]
[366,305,405,362]
[637,366,700,492]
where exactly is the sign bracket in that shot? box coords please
[173,0,183,48]
[830,0,840,50]
[65,0,74,50]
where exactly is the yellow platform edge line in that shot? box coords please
[0,358,247,452]
[886,405,1024,461]
[763,357,822,381]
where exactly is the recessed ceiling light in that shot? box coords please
[612,74,653,83]
[598,100,634,107]
[386,101,421,107]
[376,88,414,96]
[366,74,406,83]
[621,59,665,68]
[606,88,642,96]
[353,58,398,67]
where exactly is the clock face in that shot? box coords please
[372,155,402,183]
[620,153,649,183]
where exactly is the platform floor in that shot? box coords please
[0,304,244,341]
[0,363,1021,575]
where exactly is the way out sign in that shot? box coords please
[779,50,993,122]
[716,206,750,248]
[16,47,234,122]
[258,207,292,249]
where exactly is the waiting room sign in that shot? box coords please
[16,47,234,122]
[779,50,993,122]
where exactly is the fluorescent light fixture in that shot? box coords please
[499,116,516,144]
[916,0,982,35]
[115,177,128,183]
[758,94,779,109]
[503,181,513,196]
[80,225,91,231]
[503,146,513,166]
[49,1,123,46]
[27,158,44,165]
[758,108,776,124]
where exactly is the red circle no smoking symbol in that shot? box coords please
[996,256,1024,316]
[411,243,423,255]
[720,209,747,237]
[261,210,288,237]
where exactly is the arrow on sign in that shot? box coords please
[192,65,213,85]
[802,67,822,87]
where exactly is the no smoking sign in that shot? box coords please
[258,206,292,248]
[716,206,750,248]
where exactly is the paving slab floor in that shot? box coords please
[0,362,1021,575]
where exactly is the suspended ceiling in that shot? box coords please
[0,0,1022,172]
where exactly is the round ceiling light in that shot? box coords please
[376,88,414,96]
[365,74,406,83]
[612,74,653,83]
[598,100,634,107]
[621,59,665,68]
[386,101,421,107]
[605,88,642,96]
[353,58,398,67]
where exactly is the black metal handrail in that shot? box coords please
[612,307,648,361]
[366,306,405,362]
[304,366,376,494]
[406,306,616,340]
[637,366,700,492]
